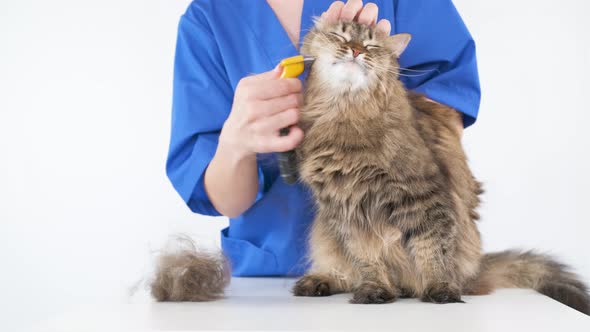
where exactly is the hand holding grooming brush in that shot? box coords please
[204,65,304,217]
[220,66,304,156]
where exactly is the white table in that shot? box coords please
[35,277,590,331]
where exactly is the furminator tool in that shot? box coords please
[277,55,315,184]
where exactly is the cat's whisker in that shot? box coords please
[354,55,433,77]
[368,61,431,78]
[396,67,438,73]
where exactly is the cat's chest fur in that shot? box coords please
[298,123,389,195]
[296,103,438,214]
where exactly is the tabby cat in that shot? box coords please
[291,19,589,313]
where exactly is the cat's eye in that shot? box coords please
[365,45,381,50]
[329,32,347,42]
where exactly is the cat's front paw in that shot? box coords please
[293,275,332,297]
[421,283,464,304]
[350,283,397,304]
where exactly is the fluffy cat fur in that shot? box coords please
[151,19,589,315]
[150,237,230,302]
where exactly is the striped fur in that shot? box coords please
[292,20,589,315]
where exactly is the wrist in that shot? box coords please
[218,129,256,164]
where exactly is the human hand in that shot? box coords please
[220,66,304,158]
[321,0,391,35]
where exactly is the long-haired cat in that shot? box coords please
[151,19,589,315]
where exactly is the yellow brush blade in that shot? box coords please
[279,55,306,79]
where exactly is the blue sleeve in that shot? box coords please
[165,11,230,216]
[394,0,481,127]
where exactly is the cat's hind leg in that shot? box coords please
[405,203,465,304]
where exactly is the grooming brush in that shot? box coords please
[277,55,315,184]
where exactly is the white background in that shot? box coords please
[1,0,589,329]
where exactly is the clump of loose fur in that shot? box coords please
[150,237,231,302]
[291,19,589,315]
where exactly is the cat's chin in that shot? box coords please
[315,61,369,92]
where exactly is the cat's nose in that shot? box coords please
[351,47,362,58]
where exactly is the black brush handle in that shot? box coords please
[278,127,298,184]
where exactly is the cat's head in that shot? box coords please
[301,19,411,93]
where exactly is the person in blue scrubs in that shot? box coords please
[166,0,481,276]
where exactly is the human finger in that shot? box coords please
[323,1,345,23]
[256,93,302,118]
[250,78,302,100]
[257,108,300,134]
[376,18,391,35]
[267,126,304,152]
[340,0,363,22]
[357,3,378,26]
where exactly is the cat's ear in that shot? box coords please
[386,33,412,57]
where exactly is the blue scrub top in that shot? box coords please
[166,0,481,276]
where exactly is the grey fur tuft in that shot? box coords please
[150,237,231,302]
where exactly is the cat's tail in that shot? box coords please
[465,250,589,315]
[150,236,231,302]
